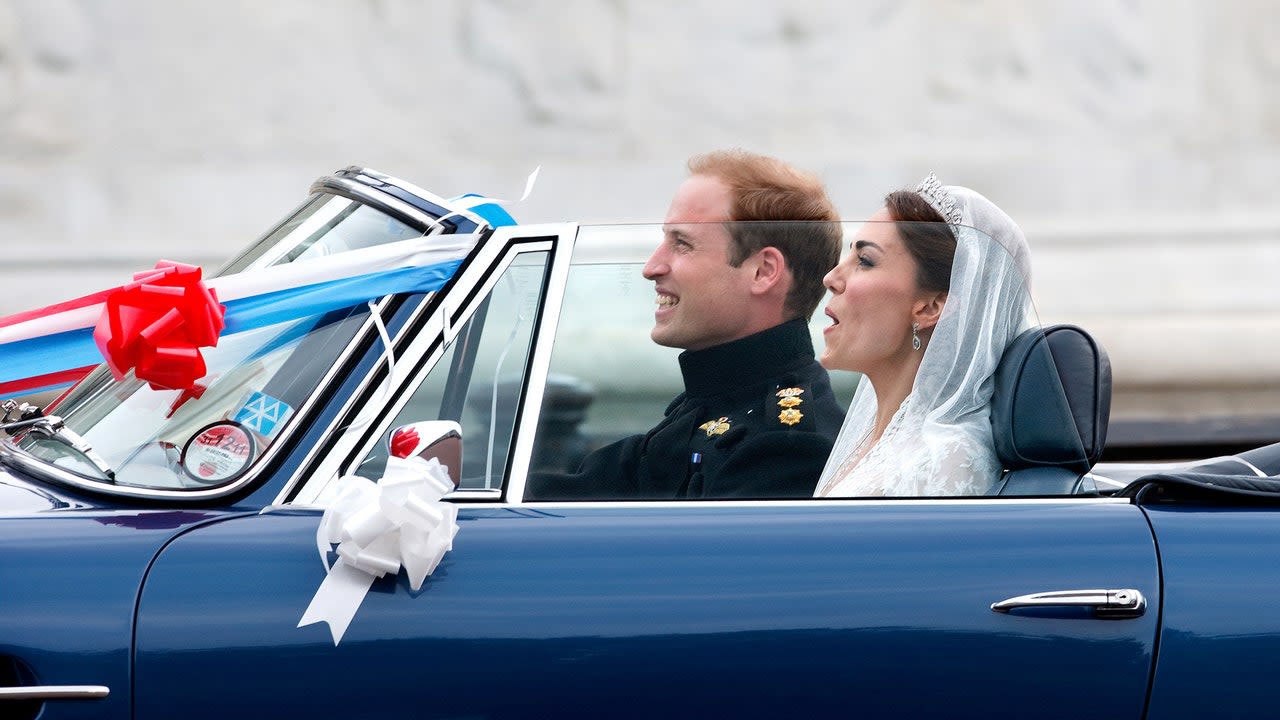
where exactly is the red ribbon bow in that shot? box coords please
[93,261,226,391]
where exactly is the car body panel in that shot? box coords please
[133,500,1157,717]
[0,498,230,718]
[1142,505,1280,717]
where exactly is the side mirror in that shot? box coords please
[389,421,462,487]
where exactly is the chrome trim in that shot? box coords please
[339,167,500,231]
[991,588,1147,619]
[0,684,109,700]
[0,300,390,502]
[513,496,1136,509]
[278,494,1131,511]
[503,226,577,503]
[444,488,503,502]
[310,176,449,235]
[279,225,570,506]
[26,418,116,479]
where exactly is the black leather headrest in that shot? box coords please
[991,325,1111,473]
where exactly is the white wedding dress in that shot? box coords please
[816,181,1034,498]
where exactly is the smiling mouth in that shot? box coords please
[656,294,678,307]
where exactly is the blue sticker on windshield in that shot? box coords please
[234,391,293,438]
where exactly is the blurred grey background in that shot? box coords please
[2,0,1279,450]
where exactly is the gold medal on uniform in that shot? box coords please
[699,416,731,437]
[778,408,803,425]
[776,388,804,425]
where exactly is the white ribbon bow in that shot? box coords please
[297,455,459,645]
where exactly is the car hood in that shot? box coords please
[0,463,236,529]
[0,462,93,513]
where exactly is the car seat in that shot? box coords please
[987,324,1112,495]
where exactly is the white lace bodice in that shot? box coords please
[815,394,999,497]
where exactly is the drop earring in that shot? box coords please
[911,322,922,351]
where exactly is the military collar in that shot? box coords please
[677,319,816,398]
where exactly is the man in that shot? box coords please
[527,149,845,500]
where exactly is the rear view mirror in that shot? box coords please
[389,421,462,487]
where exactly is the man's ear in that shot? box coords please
[749,247,787,295]
[913,291,947,331]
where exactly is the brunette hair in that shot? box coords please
[884,189,955,294]
[688,149,842,320]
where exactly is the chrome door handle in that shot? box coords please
[0,685,110,700]
[991,588,1146,619]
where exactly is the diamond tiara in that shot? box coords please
[914,173,963,225]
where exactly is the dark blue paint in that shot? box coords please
[0,499,231,719]
[132,501,1157,718]
[1142,505,1280,718]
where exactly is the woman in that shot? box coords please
[815,174,1032,497]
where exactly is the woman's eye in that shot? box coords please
[857,254,874,268]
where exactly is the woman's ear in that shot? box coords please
[913,291,947,331]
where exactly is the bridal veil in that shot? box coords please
[816,180,1034,497]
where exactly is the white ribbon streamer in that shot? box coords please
[297,455,459,645]
[438,166,541,225]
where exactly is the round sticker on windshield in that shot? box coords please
[181,422,257,484]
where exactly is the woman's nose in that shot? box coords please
[823,267,841,292]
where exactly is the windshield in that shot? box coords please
[2,185,457,495]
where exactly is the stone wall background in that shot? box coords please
[2,0,1279,436]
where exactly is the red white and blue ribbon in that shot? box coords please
[0,235,477,398]
[0,167,539,398]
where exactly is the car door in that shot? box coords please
[131,503,1159,718]
[487,500,1158,717]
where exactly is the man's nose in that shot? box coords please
[642,248,667,280]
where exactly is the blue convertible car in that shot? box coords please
[0,167,1276,719]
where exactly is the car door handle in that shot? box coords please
[991,588,1147,619]
[0,685,110,700]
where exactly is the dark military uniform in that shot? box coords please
[526,319,846,500]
